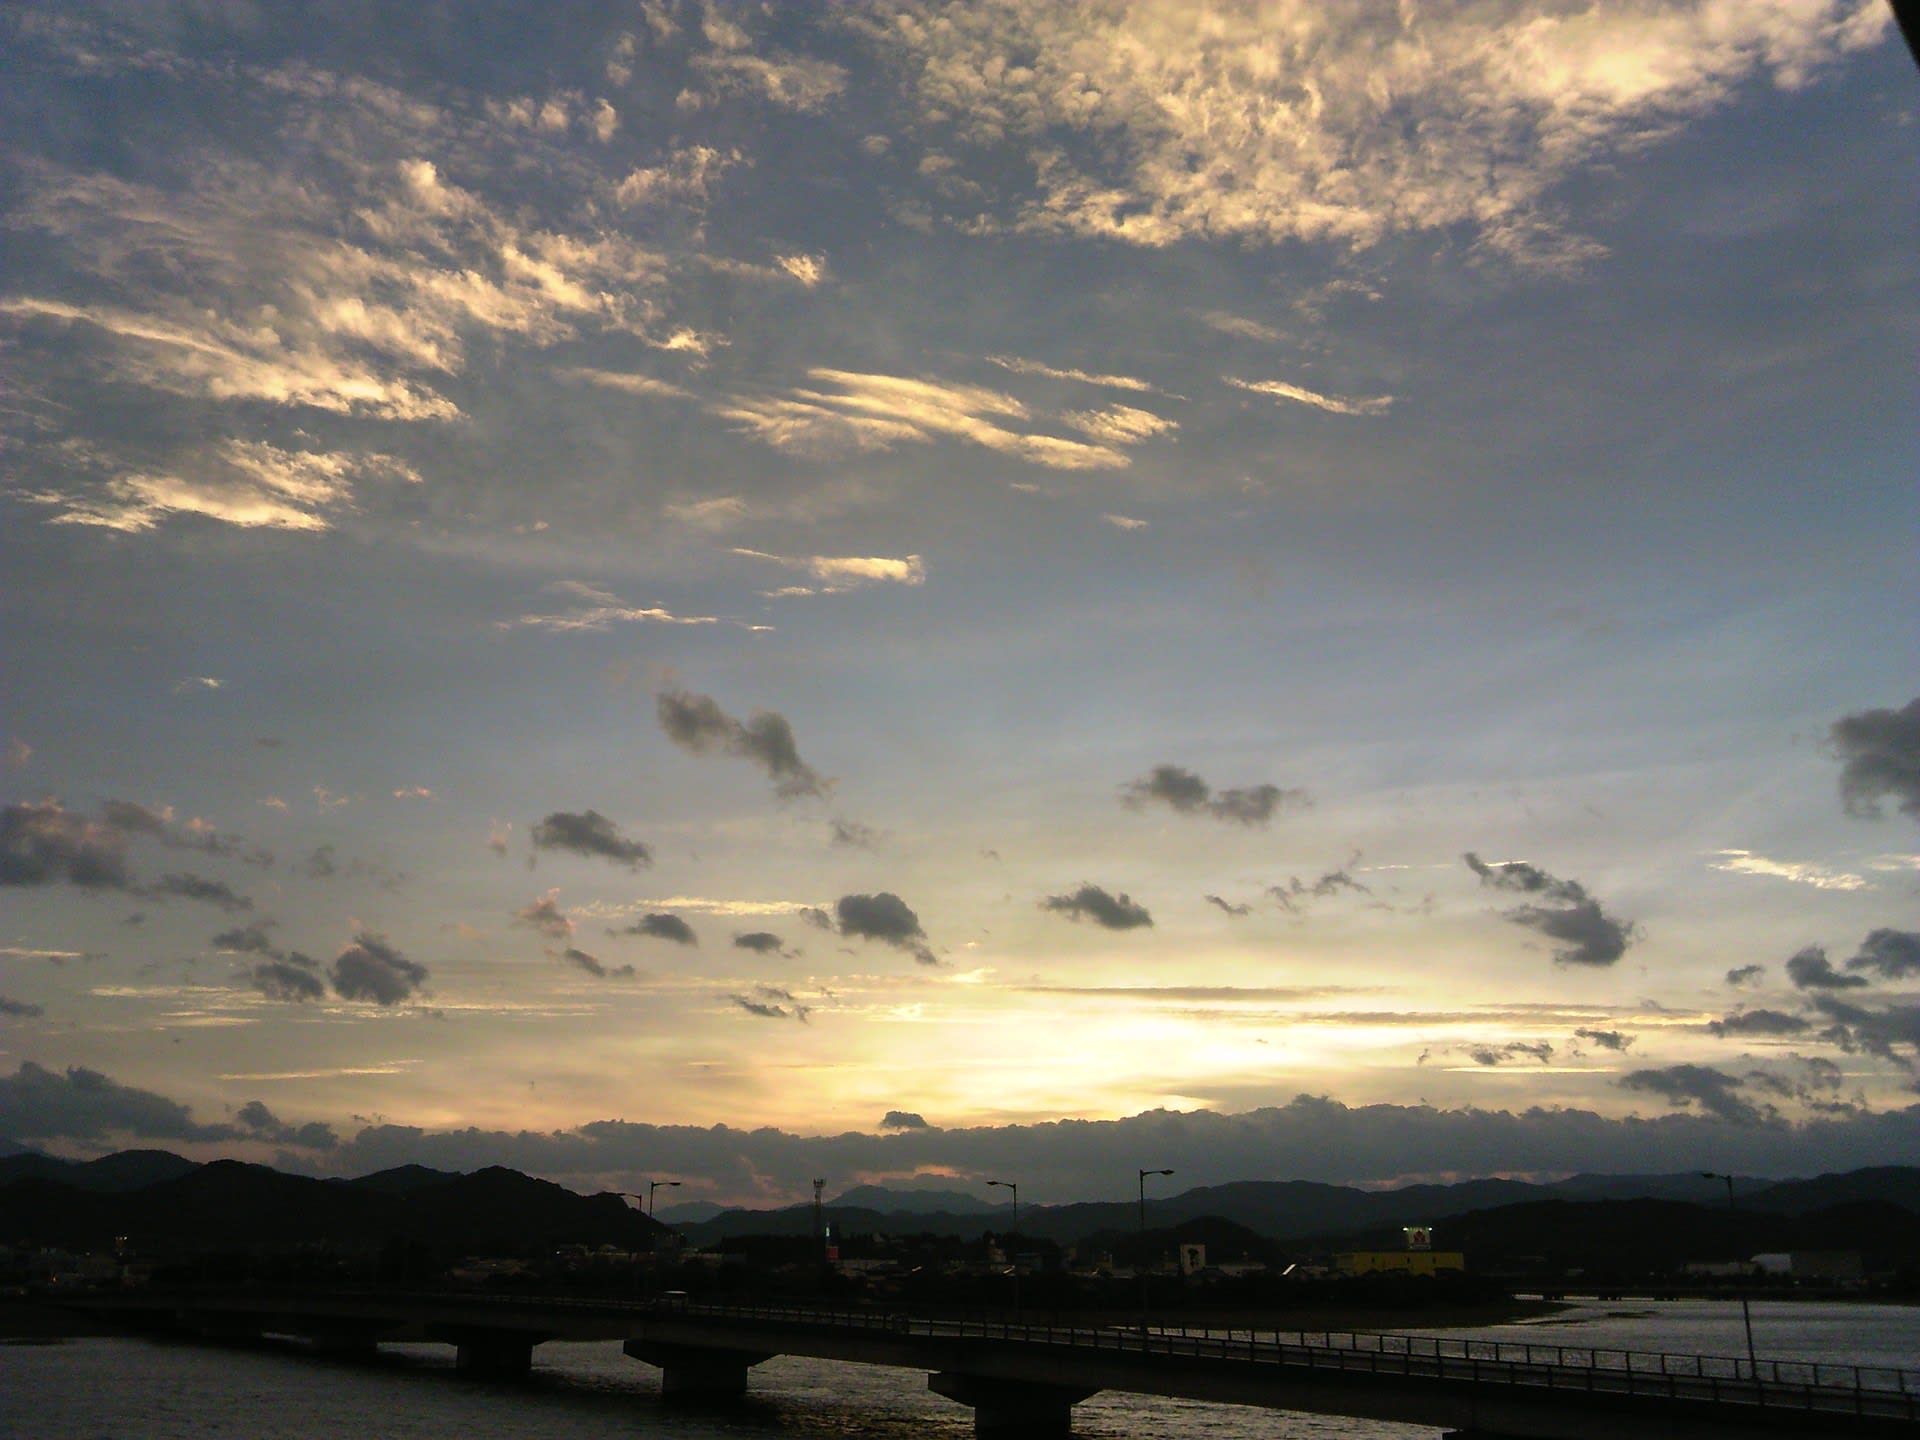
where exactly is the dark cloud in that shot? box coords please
[1830,697,1920,821]
[1205,895,1250,917]
[515,890,574,940]
[249,954,327,1003]
[234,1099,338,1151]
[835,892,936,964]
[530,810,651,869]
[1618,1063,1766,1124]
[799,906,834,930]
[0,996,44,1019]
[212,921,278,955]
[151,872,252,913]
[329,932,429,1006]
[1725,963,1766,987]
[1271,855,1371,912]
[99,800,170,837]
[304,844,338,879]
[559,946,632,979]
[0,800,134,890]
[1464,853,1635,967]
[1573,1028,1634,1052]
[830,817,880,850]
[0,1061,238,1143]
[1467,1041,1553,1066]
[1121,764,1307,826]
[318,1090,1920,1205]
[1785,945,1869,991]
[1810,995,1920,1068]
[728,985,809,1022]
[1847,929,1920,981]
[1041,883,1153,931]
[1706,1009,1812,1038]
[657,688,830,799]
[733,931,786,954]
[615,912,698,946]
[881,1110,928,1129]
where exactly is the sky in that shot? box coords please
[1,1,1917,1210]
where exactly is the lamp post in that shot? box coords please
[1700,1171,1759,1377]
[1138,1167,1173,1336]
[648,1178,682,1217]
[988,1179,1019,1316]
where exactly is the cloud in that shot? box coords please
[248,955,327,1004]
[715,368,1127,470]
[1831,697,1920,821]
[151,872,253,913]
[498,581,731,633]
[1062,404,1177,445]
[1466,1041,1554,1067]
[314,1089,1920,1205]
[531,810,652,868]
[1847,929,1920,981]
[234,1099,337,1151]
[835,892,936,964]
[559,946,633,979]
[328,932,429,1006]
[732,547,927,594]
[1618,1064,1766,1125]
[1041,884,1154,931]
[212,922,279,956]
[864,2,1886,265]
[1710,849,1867,890]
[1122,764,1308,827]
[1726,964,1766,987]
[728,985,811,1022]
[881,1110,929,1130]
[1464,853,1636,967]
[0,800,135,890]
[656,688,831,799]
[614,912,698,946]
[1271,856,1371,912]
[986,355,1158,394]
[0,997,45,1020]
[1572,1028,1634,1052]
[1706,1009,1812,1038]
[0,1061,241,1143]
[830,817,880,850]
[488,821,513,857]
[1205,895,1251,917]
[1226,376,1392,416]
[515,890,574,941]
[732,931,786,955]
[1785,945,1870,991]
[1810,995,1920,1070]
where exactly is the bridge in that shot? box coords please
[70,1291,1920,1439]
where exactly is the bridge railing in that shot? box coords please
[647,1299,1919,1421]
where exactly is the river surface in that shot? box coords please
[4,1299,1916,1439]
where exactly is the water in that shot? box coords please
[5,1300,1917,1439]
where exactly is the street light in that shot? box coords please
[1138,1168,1174,1335]
[988,1179,1020,1316]
[648,1178,682,1217]
[1700,1172,1758,1377]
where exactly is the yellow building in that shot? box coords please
[1331,1250,1466,1277]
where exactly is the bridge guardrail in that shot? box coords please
[641,1298,1919,1423]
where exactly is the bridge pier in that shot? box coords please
[624,1339,773,1398]
[436,1328,542,1378]
[929,1372,1098,1438]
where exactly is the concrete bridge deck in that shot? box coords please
[67,1291,1920,1440]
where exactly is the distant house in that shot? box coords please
[1751,1251,1866,1285]
[1332,1250,1466,1277]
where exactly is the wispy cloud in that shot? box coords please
[716,368,1128,469]
[1226,376,1392,417]
[1711,849,1867,891]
